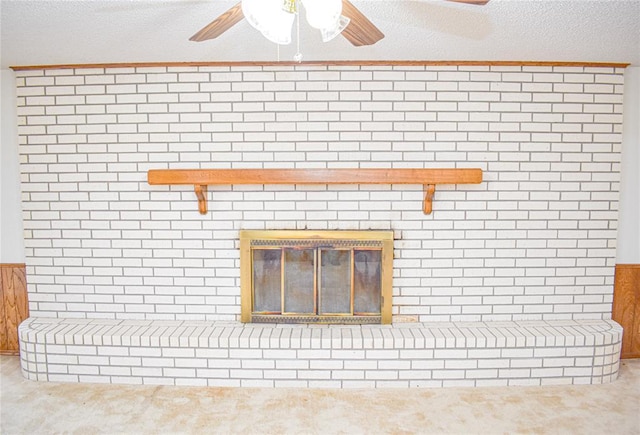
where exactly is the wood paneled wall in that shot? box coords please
[613,264,640,359]
[0,264,28,355]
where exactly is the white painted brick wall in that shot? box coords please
[16,65,624,322]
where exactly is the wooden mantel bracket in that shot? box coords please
[423,184,436,214]
[147,168,483,215]
[194,185,208,214]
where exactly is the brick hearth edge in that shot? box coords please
[19,317,622,388]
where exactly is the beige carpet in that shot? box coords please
[1,355,639,434]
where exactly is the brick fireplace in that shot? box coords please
[16,62,625,387]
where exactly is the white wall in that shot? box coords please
[617,67,640,263]
[16,65,624,322]
[0,69,25,263]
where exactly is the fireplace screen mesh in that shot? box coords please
[240,231,393,324]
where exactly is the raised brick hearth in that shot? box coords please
[20,318,622,387]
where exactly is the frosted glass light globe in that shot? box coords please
[302,0,342,30]
[242,0,294,45]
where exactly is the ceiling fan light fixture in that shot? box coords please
[260,12,295,45]
[242,0,295,45]
[239,0,356,46]
[301,0,342,30]
[190,0,386,47]
[242,0,266,32]
[320,15,351,42]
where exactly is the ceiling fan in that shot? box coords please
[190,0,490,47]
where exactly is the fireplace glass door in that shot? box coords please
[241,231,393,324]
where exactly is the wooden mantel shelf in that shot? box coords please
[147,168,483,215]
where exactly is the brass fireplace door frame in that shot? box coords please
[240,230,393,324]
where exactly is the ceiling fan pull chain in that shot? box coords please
[293,0,303,63]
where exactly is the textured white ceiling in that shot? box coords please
[1,0,639,69]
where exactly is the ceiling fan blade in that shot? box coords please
[190,2,244,42]
[446,0,490,5]
[341,0,384,47]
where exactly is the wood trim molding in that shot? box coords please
[613,264,640,359]
[11,60,630,71]
[0,263,27,269]
[147,168,483,215]
[0,263,28,356]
